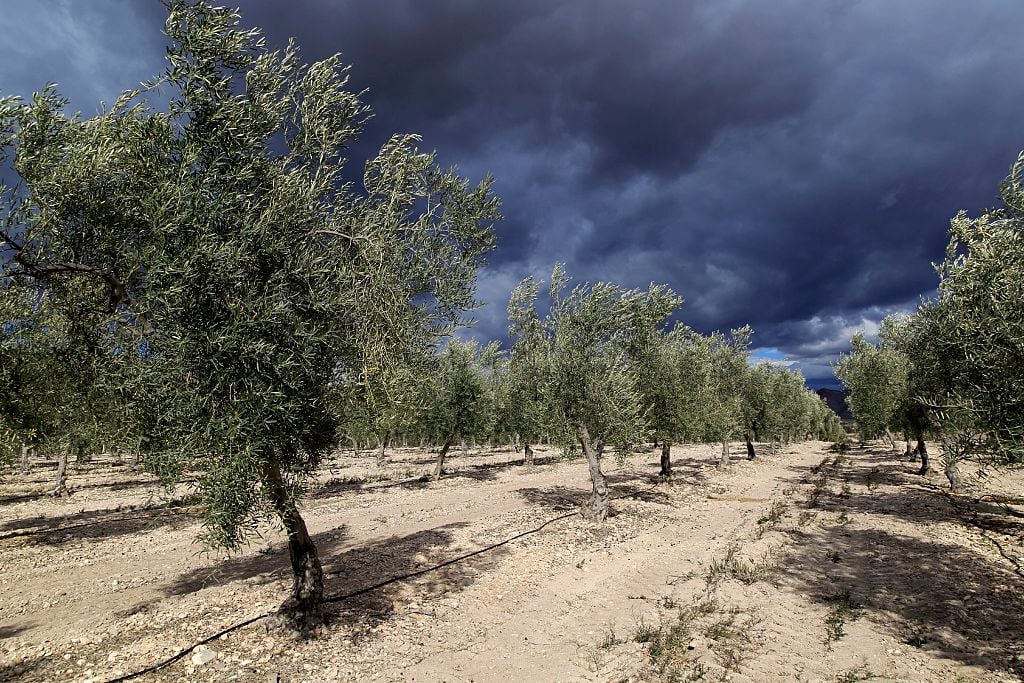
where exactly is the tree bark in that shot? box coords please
[375,434,388,468]
[719,440,730,468]
[51,449,68,497]
[916,435,929,475]
[578,422,608,521]
[745,433,756,460]
[884,428,897,452]
[20,444,29,475]
[524,443,535,466]
[904,433,915,461]
[263,454,324,631]
[433,434,454,480]
[659,442,672,478]
[944,458,962,492]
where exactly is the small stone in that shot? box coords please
[190,645,217,666]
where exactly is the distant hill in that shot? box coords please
[816,388,852,421]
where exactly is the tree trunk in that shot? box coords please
[904,433,915,461]
[884,428,897,452]
[745,433,756,460]
[512,432,521,453]
[944,458,962,492]
[719,440,730,468]
[375,435,388,468]
[524,443,535,466]
[578,422,608,521]
[51,449,68,497]
[263,454,323,631]
[433,434,454,480]
[20,444,29,475]
[916,435,929,475]
[659,442,672,478]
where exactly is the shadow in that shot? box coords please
[309,456,559,501]
[515,480,674,513]
[0,503,196,545]
[779,525,1024,677]
[161,521,501,636]
[0,656,38,681]
[0,622,32,640]
[0,474,188,506]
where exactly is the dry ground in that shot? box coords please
[0,440,1021,682]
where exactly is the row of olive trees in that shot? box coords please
[335,265,844,521]
[835,152,1024,490]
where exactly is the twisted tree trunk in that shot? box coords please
[744,433,756,460]
[719,440,730,468]
[944,458,962,492]
[375,434,388,468]
[433,433,454,480]
[904,432,915,461]
[578,422,608,521]
[20,444,29,475]
[916,434,929,475]
[263,453,323,631]
[660,442,672,478]
[51,449,68,497]
[524,443,535,466]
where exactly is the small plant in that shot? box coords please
[659,596,678,609]
[703,607,758,672]
[840,482,852,498]
[757,499,789,526]
[706,544,776,587]
[633,614,661,644]
[825,549,841,563]
[823,587,862,649]
[797,510,817,526]
[598,622,623,650]
[836,510,851,526]
[834,662,878,682]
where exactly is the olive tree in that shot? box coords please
[0,1,498,628]
[516,266,678,520]
[503,276,554,464]
[834,333,910,446]
[425,339,497,479]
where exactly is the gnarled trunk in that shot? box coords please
[524,443,535,466]
[20,444,29,475]
[660,442,672,478]
[745,433,756,460]
[375,434,388,468]
[944,458,962,492]
[433,434,454,480]
[578,422,608,521]
[719,440,730,468]
[264,454,323,631]
[904,432,915,461]
[884,428,897,452]
[51,449,68,497]
[916,435,929,475]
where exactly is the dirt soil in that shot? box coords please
[1,441,1022,682]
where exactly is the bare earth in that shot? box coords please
[1,441,1022,682]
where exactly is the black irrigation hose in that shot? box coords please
[102,482,665,683]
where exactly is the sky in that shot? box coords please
[3,1,1023,387]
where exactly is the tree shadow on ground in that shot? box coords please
[515,480,673,513]
[159,521,502,637]
[780,448,1024,539]
[310,456,558,501]
[779,524,1024,678]
[0,503,197,545]
[0,622,33,639]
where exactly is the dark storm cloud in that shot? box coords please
[4,1,1024,386]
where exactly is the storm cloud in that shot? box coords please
[4,0,1023,385]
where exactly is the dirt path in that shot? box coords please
[1,441,1022,682]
